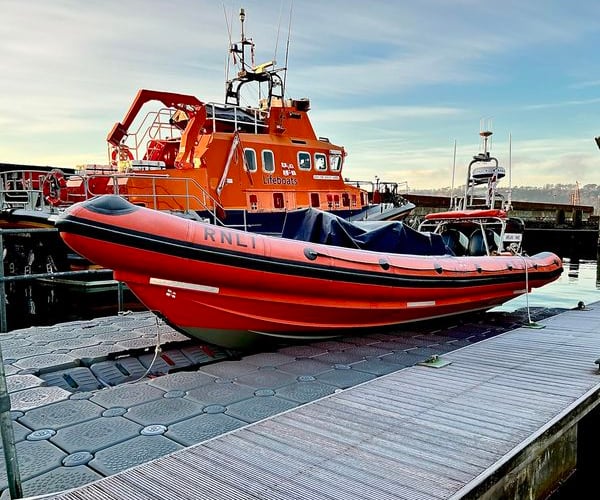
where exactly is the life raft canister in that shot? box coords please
[42,169,68,206]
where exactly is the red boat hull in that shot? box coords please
[57,196,563,348]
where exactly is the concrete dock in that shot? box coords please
[0,304,598,498]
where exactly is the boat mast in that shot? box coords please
[463,124,499,210]
[506,132,513,211]
[225,8,284,109]
[449,139,457,209]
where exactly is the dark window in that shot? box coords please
[330,153,342,171]
[244,148,257,172]
[262,150,275,173]
[315,153,327,171]
[273,192,284,209]
[298,152,311,170]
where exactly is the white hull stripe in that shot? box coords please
[407,301,436,308]
[149,277,219,294]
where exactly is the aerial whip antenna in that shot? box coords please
[274,1,284,63]
[223,3,234,81]
[282,1,293,100]
[507,132,513,211]
[449,139,457,210]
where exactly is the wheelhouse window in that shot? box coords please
[244,148,257,172]
[262,150,275,173]
[298,152,311,170]
[329,152,343,171]
[310,193,320,208]
[342,193,350,207]
[315,153,327,171]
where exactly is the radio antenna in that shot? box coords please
[507,132,513,210]
[274,1,284,63]
[222,3,234,81]
[449,139,457,209]
[282,1,293,99]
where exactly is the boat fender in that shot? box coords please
[304,248,318,261]
[42,169,68,206]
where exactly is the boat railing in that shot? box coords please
[116,109,183,161]
[205,102,268,135]
[0,168,248,230]
[117,102,268,162]
[69,171,238,227]
[346,179,411,207]
[0,169,54,211]
[418,215,523,256]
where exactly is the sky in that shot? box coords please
[1,0,600,190]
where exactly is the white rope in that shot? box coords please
[125,316,163,385]
[522,255,533,324]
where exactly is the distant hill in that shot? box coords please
[409,184,599,208]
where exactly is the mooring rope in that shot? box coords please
[125,315,163,384]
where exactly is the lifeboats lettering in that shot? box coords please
[203,226,255,249]
[263,175,298,185]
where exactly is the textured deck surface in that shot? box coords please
[27,303,600,500]
[0,308,540,498]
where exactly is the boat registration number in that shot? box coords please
[503,233,522,242]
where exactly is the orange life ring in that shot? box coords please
[110,147,134,167]
[42,169,68,206]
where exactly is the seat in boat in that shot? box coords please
[441,229,468,256]
[468,229,501,256]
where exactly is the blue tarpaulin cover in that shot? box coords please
[281,208,449,256]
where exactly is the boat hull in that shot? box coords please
[56,196,563,348]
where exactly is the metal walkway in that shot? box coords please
[42,303,600,499]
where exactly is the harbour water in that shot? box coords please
[493,257,600,314]
[495,257,600,499]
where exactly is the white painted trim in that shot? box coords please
[149,277,219,294]
[407,301,436,308]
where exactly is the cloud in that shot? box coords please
[569,80,600,89]
[2,0,600,187]
[523,98,600,110]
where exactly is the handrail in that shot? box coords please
[205,102,268,135]
[0,168,243,230]
[115,109,182,161]
[0,169,56,211]
[110,100,269,163]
